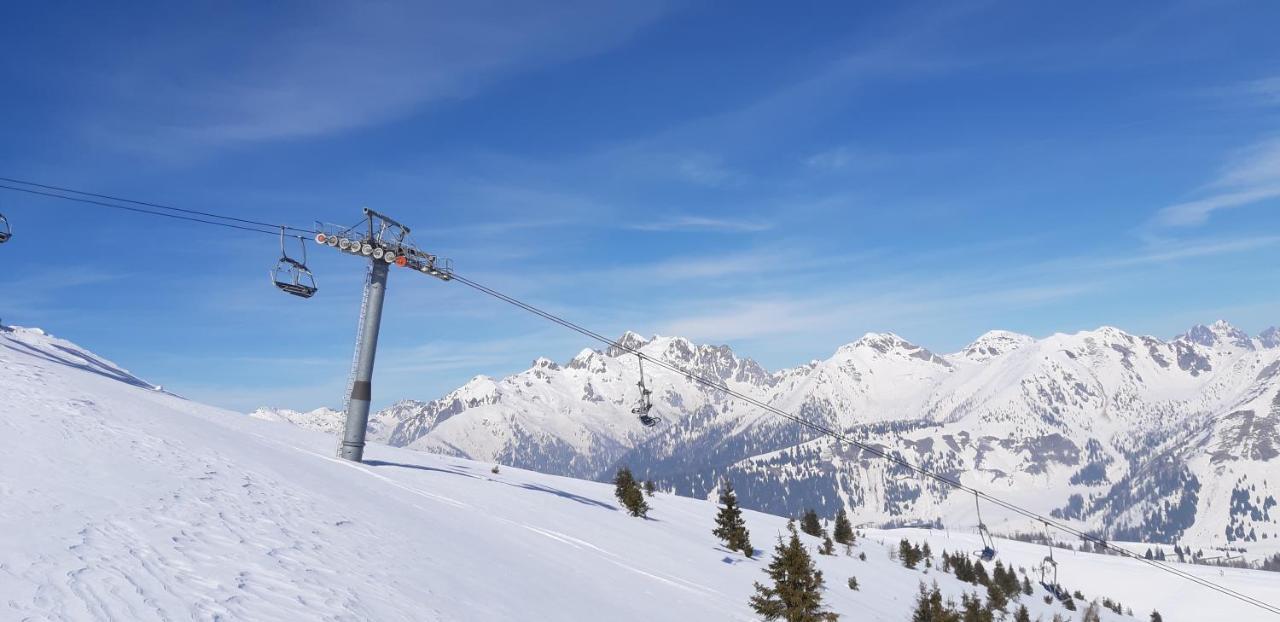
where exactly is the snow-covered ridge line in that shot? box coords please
[300,319,1280,552]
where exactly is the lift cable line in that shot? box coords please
[0,176,313,235]
[444,272,1280,616]
[0,179,1275,614]
[0,183,289,237]
[0,180,452,464]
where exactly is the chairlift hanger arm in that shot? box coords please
[362,207,410,234]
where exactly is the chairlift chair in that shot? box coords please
[1039,552,1061,597]
[0,212,10,243]
[631,357,661,427]
[270,228,318,298]
[973,491,996,560]
[1037,521,1064,599]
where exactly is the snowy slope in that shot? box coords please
[360,321,1280,551]
[5,325,1277,620]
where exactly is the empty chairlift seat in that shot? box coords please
[270,228,318,298]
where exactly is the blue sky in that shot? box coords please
[2,1,1280,411]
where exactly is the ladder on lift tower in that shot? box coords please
[341,263,375,434]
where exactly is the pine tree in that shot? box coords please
[613,467,649,517]
[900,539,922,568]
[1020,575,1032,596]
[749,524,839,621]
[960,592,992,622]
[832,509,855,546]
[820,536,835,556]
[1081,602,1102,622]
[712,480,753,557]
[973,560,989,586]
[985,581,1007,612]
[800,509,825,538]
[643,480,657,497]
[1013,604,1031,622]
[993,561,1018,596]
[626,485,649,517]
[910,583,950,622]
[846,576,858,591]
[613,467,635,504]
[1150,611,1163,622]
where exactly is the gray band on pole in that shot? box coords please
[340,260,390,462]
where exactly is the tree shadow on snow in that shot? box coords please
[364,459,483,480]
[364,459,621,513]
[506,482,619,512]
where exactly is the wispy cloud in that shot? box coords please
[0,266,131,319]
[1099,235,1280,267]
[672,153,737,186]
[650,230,1280,348]
[1152,137,1280,227]
[656,281,1096,345]
[1245,76,1280,106]
[179,379,347,413]
[659,299,821,342]
[1208,75,1280,108]
[804,146,889,172]
[628,215,772,233]
[94,2,675,154]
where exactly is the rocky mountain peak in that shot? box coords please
[606,331,650,357]
[1260,327,1280,349]
[1181,320,1254,350]
[955,330,1034,362]
[840,332,951,367]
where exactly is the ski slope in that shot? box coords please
[2,325,1278,621]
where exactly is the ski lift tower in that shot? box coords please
[313,208,452,462]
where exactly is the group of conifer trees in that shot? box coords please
[612,469,1169,621]
[716,486,861,621]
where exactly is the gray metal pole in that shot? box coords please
[340,259,390,462]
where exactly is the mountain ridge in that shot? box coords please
[265,320,1280,550]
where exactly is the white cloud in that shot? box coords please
[1153,186,1280,227]
[1152,137,1280,227]
[673,153,735,186]
[1247,76,1280,106]
[627,215,772,233]
[656,281,1095,346]
[804,146,888,171]
[95,1,675,152]
[1215,139,1280,188]
[1100,235,1280,267]
[1213,75,1280,108]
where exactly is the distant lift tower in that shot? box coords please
[313,208,452,462]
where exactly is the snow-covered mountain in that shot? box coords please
[369,320,1280,551]
[248,405,400,443]
[6,322,1280,620]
